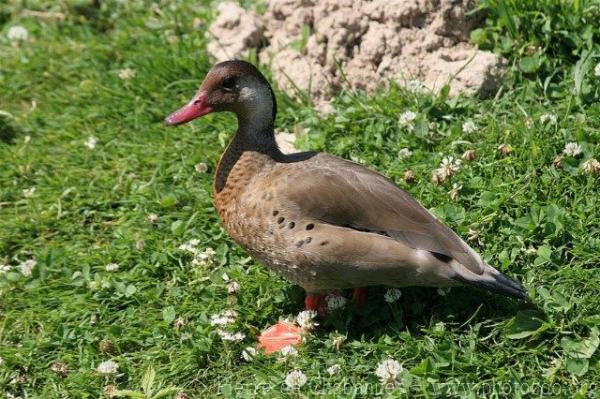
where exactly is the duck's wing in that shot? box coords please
[279,153,484,275]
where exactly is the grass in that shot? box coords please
[1,0,600,397]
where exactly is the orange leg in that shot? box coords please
[352,288,368,306]
[305,293,327,315]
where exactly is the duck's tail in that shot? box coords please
[452,268,529,301]
[448,246,529,301]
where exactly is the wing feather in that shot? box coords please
[278,153,483,274]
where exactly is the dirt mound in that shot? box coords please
[207,0,506,105]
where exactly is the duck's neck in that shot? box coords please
[235,82,280,154]
[234,109,280,155]
[214,100,282,194]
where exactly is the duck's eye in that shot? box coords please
[222,77,236,90]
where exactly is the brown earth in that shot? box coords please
[207,0,506,107]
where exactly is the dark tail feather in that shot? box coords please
[453,271,529,301]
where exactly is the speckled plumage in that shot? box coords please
[168,60,528,300]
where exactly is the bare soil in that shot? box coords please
[207,0,506,106]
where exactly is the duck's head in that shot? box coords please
[165,60,276,127]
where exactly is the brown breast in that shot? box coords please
[213,137,274,241]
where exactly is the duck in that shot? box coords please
[165,60,528,353]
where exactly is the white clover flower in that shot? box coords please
[0,264,12,274]
[165,32,179,44]
[440,156,461,172]
[398,148,412,160]
[210,326,232,336]
[7,26,28,42]
[497,143,513,155]
[582,158,600,175]
[96,360,119,375]
[210,310,237,326]
[195,163,208,173]
[330,333,346,350]
[24,135,31,144]
[435,156,461,181]
[105,263,119,272]
[448,183,462,201]
[398,111,417,132]
[554,155,564,168]
[280,345,299,358]
[173,317,186,328]
[462,120,476,134]
[296,310,318,331]
[19,259,36,277]
[178,239,200,253]
[375,359,403,386]
[595,62,600,78]
[118,68,136,80]
[326,294,347,311]
[407,79,423,93]
[22,187,35,198]
[9,375,28,385]
[461,149,476,161]
[524,246,537,256]
[217,330,245,342]
[399,111,417,125]
[285,370,307,389]
[539,113,557,125]
[563,142,582,157]
[467,229,480,243]
[437,287,451,296]
[403,170,416,183]
[50,362,68,377]
[147,213,160,224]
[241,346,257,361]
[84,136,98,150]
[23,187,36,198]
[327,364,341,376]
[231,332,246,341]
[384,288,402,303]
[227,281,240,294]
[192,247,216,268]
